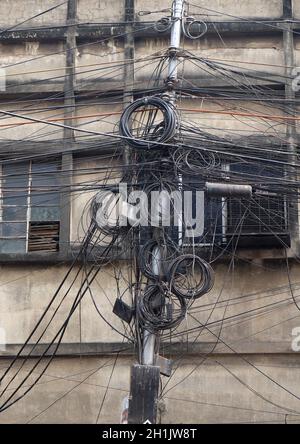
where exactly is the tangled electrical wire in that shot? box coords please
[119,96,178,149]
[137,284,187,332]
[3,7,300,421]
[137,237,214,332]
[154,14,207,39]
[90,187,128,236]
[169,254,215,299]
[139,239,179,281]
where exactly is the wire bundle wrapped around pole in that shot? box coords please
[139,239,179,280]
[169,254,214,299]
[119,96,178,149]
[137,284,187,333]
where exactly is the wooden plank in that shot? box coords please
[28,221,60,252]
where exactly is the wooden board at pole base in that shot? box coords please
[128,364,160,424]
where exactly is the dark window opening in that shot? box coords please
[226,158,290,248]
[165,157,290,250]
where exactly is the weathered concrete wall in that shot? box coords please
[74,102,122,139]
[0,1,68,28]
[293,0,300,19]
[0,100,65,140]
[0,39,286,91]
[0,101,120,142]
[1,354,300,424]
[0,42,65,83]
[0,263,130,345]
[77,0,124,23]
[293,38,300,67]
[0,0,284,28]
[0,260,299,349]
[0,40,123,87]
[134,35,285,88]
[0,356,131,424]
[175,97,286,137]
[0,0,299,425]
[136,0,283,22]
[76,40,125,82]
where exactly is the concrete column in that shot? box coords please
[60,0,77,255]
[282,0,299,254]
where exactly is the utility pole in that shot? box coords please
[127,0,185,424]
[124,0,253,424]
[168,0,184,89]
[141,0,184,368]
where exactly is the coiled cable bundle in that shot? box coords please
[139,239,179,280]
[182,17,207,40]
[119,96,178,150]
[90,189,125,236]
[154,16,173,33]
[169,254,214,299]
[139,179,181,226]
[172,147,220,176]
[137,284,186,333]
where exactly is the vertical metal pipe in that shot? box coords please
[141,0,184,367]
[168,0,184,83]
[142,241,160,365]
[142,330,157,365]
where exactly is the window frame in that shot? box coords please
[0,153,70,262]
[180,156,291,251]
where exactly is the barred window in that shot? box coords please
[226,159,289,248]
[182,157,289,249]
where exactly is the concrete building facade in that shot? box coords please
[0,0,300,424]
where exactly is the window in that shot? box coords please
[180,154,290,250]
[86,150,290,252]
[226,158,289,248]
[182,178,223,246]
[0,159,61,254]
[136,174,289,250]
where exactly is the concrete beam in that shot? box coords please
[0,20,297,43]
[283,0,293,18]
[0,72,287,97]
[0,340,297,358]
[0,139,120,160]
[0,245,126,264]
[0,133,295,159]
[0,244,292,265]
[282,0,300,254]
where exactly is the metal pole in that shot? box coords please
[142,246,159,365]
[141,0,184,368]
[168,0,184,85]
[128,1,185,423]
